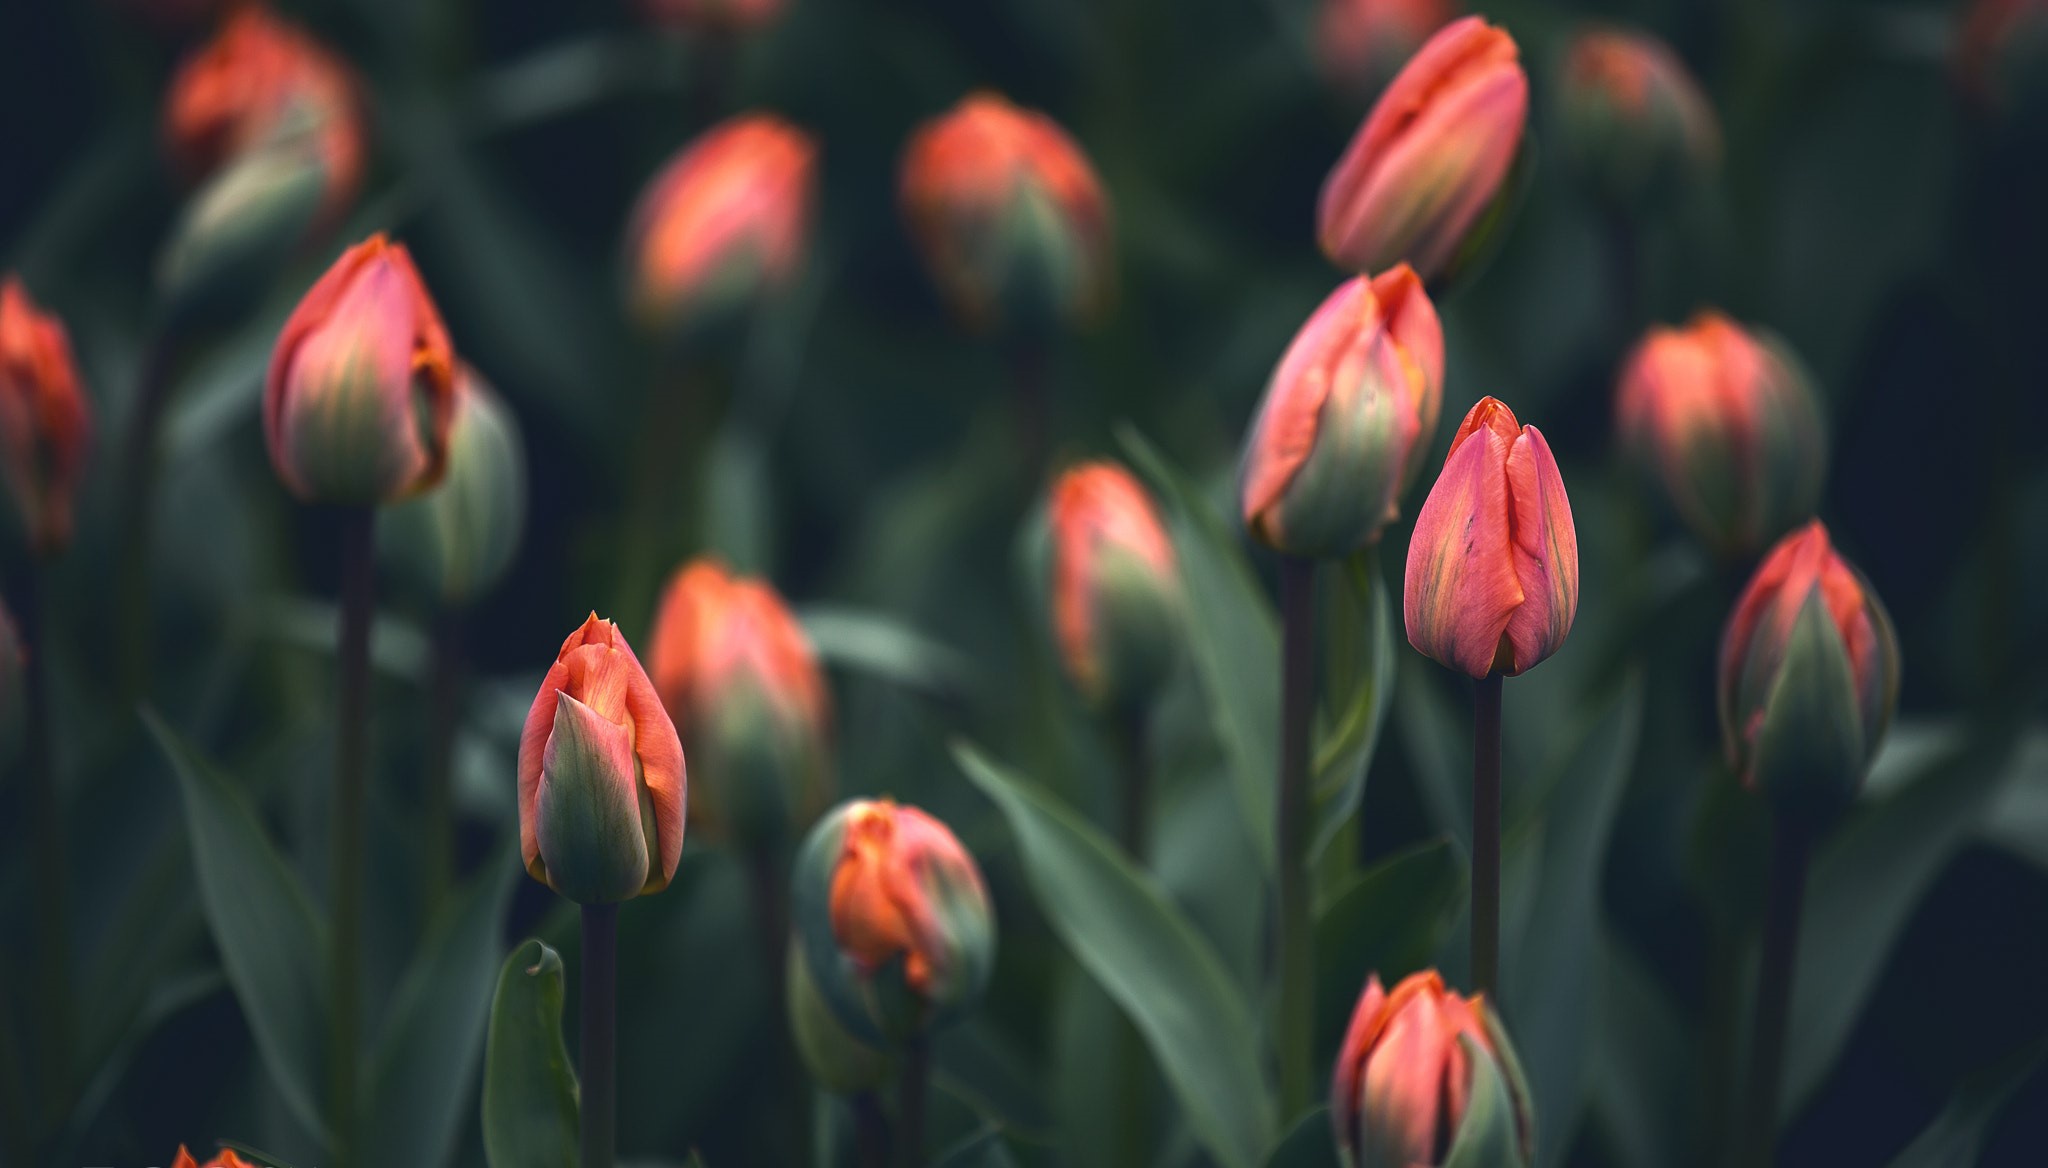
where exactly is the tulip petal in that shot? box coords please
[1357,988,1454,1167]
[277,254,427,502]
[1499,425,1578,676]
[1405,421,1522,678]
[535,693,652,904]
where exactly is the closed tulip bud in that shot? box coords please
[1331,971,1534,1168]
[172,1147,261,1168]
[1955,0,2048,113]
[1241,266,1444,556]
[519,614,688,904]
[1319,17,1528,283]
[380,365,527,604]
[626,114,817,340]
[1616,312,1825,557]
[1316,0,1458,101]
[1405,398,1577,678]
[639,0,785,35]
[793,799,995,1044]
[648,559,832,845]
[163,6,364,224]
[1047,461,1184,712]
[900,92,1114,332]
[0,278,94,555]
[1718,522,1900,830]
[1557,28,1720,207]
[0,601,21,760]
[264,235,457,505]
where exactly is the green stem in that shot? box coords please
[852,1090,891,1168]
[747,849,808,1157]
[1736,824,1810,1168]
[1471,673,1503,997]
[328,506,375,1166]
[897,1035,929,1168]
[580,902,620,1168]
[422,607,464,920]
[17,559,71,1138]
[1275,555,1316,1117]
[115,330,181,703]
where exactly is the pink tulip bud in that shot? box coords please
[1404,397,1577,678]
[0,278,93,554]
[1047,461,1183,710]
[1318,16,1528,282]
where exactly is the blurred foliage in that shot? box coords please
[3,0,2048,1164]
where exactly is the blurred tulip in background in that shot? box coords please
[1046,460,1183,713]
[1955,0,2048,113]
[1556,26,1720,207]
[1316,0,1458,102]
[639,0,787,36]
[0,278,93,555]
[381,365,528,605]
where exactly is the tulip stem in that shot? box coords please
[1112,709,1151,859]
[1012,341,1049,480]
[852,1090,891,1168]
[747,850,808,1157]
[15,559,72,1137]
[897,1034,929,1168]
[423,607,465,919]
[115,329,181,704]
[1737,823,1810,1168]
[580,902,620,1168]
[1471,673,1503,997]
[1275,555,1316,1118]
[329,505,375,1166]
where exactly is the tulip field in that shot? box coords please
[5,0,2048,1165]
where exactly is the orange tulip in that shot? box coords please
[1318,16,1528,282]
[0,278,93,554]
[171,1146,261,1168]
[264,235,457,505]
[163,5,363,222]
[1330,971,1533,1168]
[1404,397,1577,678]
[1315,0,1458,100]
[519,614,687,904]
[1047,461,1182,710]
[1615,311,1824,556]
[1240,265,1443,556]
[648,558,832,842]
[900,91,1113,330]
[626,114,818,337]
[1558,27,1719,204]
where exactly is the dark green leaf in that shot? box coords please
[933,1124,1018,1168]
[799,605,978,706]
[1310,551,1398,870]
[1885,1042,2047,1168]
[481,940,580,1168]
[145,710,329,1143]
[1263,1107,1338,1168]
[956,741,1275,1168]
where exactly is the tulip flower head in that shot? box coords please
[171,1147,261,1168]
[1316,0,1458,101]
[900,91,1113,331]
[1331,971,1534,1168]
[1319,16,1528,284]
[1719,523,1900,830]
[627,114,817,340]
[0,278,93,554]
[794,799,995,1044]
[379,364,527,604]
[264,235,457,505]
[1405,397,1577,679]
[648,559,832,845]
[519,614,688,904]
[1558,27,1720,206]
[1241,266,1444,556]
[1616,312,1825,557]
[1047,461,1184,711]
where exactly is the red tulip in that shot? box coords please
[1615,311,1824,556]
[900,91,1113,329]
[1316,0,1458,100]
[519,614,687,904]
[1718,522,1900,826]
[1404,397,1577,678]
[1330,970,1534,1168]
[1047,461,1183,710]
[1240,265,1444,555]
[1318,16,1528,282]
[626,114,818,336]
[0,278,93,554]
[264,235,457,505]
[648,558,832,841]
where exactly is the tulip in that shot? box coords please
[1557,27,1720,206]
[1315,0,1458,101]
[1718,522,1900,830]
[172,1147,261,1168]
[1331,970,1534,1168]
[1616,311,1825,556]
[381,365,527,605]
[1405,397,1578,679]
[1319,16,1528,283]
[793,799,995,1044]
[626,114,817,338]
[1047,461,1184,712]
[519,614,688,905]
[0,278,94,555]
[900,91,1114,331]
[1241,266,1444,556]
[264,235,457,505]
[647,558,832,845]
[1955,0,2048,112]
[163,5,363,223]
[639,0,785,34]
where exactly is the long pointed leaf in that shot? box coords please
[482,939,579,1168]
